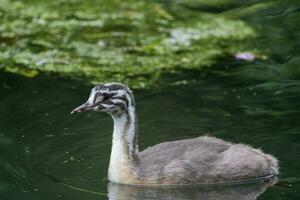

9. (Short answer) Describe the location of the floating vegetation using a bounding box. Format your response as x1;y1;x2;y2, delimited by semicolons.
0;0;299;88
0;0;257;88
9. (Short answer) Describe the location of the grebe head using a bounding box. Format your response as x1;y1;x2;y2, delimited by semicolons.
71;83;135;116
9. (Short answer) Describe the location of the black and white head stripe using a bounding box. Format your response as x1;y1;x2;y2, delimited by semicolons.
89;83;135;109
85;83;139;155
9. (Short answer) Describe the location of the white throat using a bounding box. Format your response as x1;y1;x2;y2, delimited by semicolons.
108;106;138;183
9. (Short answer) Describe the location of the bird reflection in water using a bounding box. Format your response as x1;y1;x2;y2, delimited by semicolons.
107;178;276;200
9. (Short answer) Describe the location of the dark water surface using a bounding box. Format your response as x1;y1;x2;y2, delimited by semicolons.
0;72;299;200
1;0;300;199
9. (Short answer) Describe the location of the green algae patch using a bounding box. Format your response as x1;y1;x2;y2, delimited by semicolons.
0;0;258;88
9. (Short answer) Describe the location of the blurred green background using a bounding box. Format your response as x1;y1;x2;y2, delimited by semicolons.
1;0;299;88
0;0;300;200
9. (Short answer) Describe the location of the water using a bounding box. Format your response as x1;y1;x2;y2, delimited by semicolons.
0;71;299;199
1;1;300;198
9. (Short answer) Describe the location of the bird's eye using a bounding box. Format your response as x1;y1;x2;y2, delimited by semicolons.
103;93;110;101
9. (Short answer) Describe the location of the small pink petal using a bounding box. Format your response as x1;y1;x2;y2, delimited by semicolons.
235;52;255;61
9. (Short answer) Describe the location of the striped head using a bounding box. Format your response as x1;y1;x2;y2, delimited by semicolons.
71;83;135;116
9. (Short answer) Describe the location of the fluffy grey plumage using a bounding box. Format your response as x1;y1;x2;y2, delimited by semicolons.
72;83;279;185
137;136;278;184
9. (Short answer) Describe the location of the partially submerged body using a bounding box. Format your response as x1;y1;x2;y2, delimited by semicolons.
136;136;278;185
72;83;279;185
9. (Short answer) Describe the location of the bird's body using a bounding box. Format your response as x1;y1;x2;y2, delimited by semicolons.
72;83;279;185
136;136;277;185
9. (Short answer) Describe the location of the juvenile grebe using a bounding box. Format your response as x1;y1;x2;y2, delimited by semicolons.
71;83;279;185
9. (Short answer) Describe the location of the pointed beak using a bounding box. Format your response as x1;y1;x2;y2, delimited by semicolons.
71;102;95;114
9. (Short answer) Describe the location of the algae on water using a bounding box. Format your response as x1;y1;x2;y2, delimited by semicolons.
0;0;299;88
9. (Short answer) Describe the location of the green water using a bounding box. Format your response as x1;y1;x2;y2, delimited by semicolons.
0;72;299;199
1;0;300;199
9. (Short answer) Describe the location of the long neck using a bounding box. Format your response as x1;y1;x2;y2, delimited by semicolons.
111;106;138;161
108;106;139;183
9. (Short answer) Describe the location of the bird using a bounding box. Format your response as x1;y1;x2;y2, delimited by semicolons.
71;82;279;185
